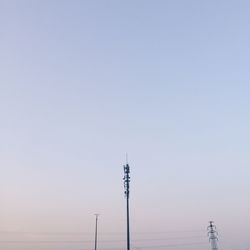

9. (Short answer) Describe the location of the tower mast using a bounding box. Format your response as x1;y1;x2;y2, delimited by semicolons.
94;214;99;250
123;161;131;250
207;221;219;250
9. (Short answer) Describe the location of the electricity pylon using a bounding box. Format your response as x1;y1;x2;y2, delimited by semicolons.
207;221;218;250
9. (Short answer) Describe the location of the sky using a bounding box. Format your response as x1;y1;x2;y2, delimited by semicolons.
0;0;250;249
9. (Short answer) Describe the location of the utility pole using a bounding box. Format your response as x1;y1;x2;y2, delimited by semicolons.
207;221;218;250
123;161;131;250
94;214;99;250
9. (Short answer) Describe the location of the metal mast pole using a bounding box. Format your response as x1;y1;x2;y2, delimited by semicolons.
207;221;218;250
94;214;99;250
123;162;130;250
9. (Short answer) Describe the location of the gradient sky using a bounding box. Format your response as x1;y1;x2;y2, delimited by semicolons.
1;1;250;250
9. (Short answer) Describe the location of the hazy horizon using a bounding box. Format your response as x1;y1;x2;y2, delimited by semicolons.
1;0;250;249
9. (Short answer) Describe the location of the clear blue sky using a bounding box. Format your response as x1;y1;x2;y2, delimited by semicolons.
1;1;250;250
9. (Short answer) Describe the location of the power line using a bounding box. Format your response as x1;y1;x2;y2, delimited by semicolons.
133;241;208;249
0;230;204;235
0;236;207;244
0;242;207;250
73;241;208;250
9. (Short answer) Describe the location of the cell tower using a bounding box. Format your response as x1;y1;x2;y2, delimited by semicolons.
123;161;131;250
207;221;219;250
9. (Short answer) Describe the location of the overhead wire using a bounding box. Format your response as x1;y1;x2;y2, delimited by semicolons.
0;229;204;234
0;235;206;243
